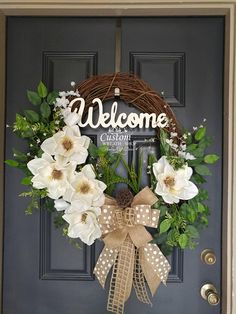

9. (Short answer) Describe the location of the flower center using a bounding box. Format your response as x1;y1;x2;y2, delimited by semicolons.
81;213;88;224
62;137;73;151
76;182;91;194
164;176;175;188
51;169;63;180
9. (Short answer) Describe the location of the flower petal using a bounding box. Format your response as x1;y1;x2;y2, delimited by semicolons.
70;147;88;164
69;199;91;213
162;193;180;204
31;175;47;189
81;164;96;179
54;199;70;211
64;111;80;126
177;181;198;200
27;157;47;175
80;136;91;149
41;137;57;155
92;194;105;207
153;156;169;178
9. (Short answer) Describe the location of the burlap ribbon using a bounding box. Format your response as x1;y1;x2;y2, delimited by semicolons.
94;187;171;314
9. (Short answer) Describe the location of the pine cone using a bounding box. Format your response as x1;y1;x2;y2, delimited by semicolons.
116;188;134;208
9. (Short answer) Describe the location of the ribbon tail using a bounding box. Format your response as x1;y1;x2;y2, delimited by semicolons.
107;235;135;314
94;246;118;288
140;243;171;296
133;248;152;305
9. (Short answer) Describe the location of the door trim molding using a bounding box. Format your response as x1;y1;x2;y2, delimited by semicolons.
0;1;235;313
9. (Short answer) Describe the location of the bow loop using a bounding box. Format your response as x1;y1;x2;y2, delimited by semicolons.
132;205;160;228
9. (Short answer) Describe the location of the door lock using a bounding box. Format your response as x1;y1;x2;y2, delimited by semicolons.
201;249;216;265
200;283;220;306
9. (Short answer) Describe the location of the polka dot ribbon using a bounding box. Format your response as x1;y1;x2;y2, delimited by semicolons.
94;187;171;314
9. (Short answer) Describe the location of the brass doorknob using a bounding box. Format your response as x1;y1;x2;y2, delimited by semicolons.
201;249;216;265
200;283;220;306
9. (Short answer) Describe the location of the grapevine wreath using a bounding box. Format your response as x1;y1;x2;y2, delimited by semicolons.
6;73;219;314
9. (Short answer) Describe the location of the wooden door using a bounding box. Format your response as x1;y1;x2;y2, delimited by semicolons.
4;17;223;314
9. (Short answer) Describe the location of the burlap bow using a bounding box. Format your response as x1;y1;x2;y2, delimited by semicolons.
94;187;171;314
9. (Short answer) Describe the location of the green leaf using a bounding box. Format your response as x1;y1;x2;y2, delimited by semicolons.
159;205;168;217
160;219;172;234
186;143;198;152
192;147;205;158
187;208;197;223
24;109;39;123
54;211;66;228
196;189;209;201
154;232;168;245
180;203;189;217
21;129;34;138
197;202;205;213
195;127;206;141
191;173;206;184
137;151;143;190
98;145;109;157
148;153;157;165
178;234;188;249
88;143;98;158
204;154;219;164
5;159;19;167
159;243;173;256
12;149;28;162
195;165;212;176
27;90;41;106
160;129;170;156
37;81;48;98
21;177;32;185
187;158;204;167
201;216;209;226
188;198;198;211
199;136;212;149
47;91;59;105
40;101;51;119
185;133;192;145
186;225;199;238
167;229;179;246
167;156;185;170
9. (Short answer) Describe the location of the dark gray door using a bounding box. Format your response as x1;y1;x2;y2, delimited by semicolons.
4;17;223;314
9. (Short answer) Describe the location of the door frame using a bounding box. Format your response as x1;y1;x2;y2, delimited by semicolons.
0;1;235;313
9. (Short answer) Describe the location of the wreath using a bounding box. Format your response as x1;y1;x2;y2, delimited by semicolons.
6;73;219;314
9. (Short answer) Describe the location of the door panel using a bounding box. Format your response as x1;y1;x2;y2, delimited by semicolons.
4;17;223;314
121;17;223;314
4;17;116;314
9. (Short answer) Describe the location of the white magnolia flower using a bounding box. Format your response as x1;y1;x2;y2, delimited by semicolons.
63;208;102;245
41;125;90;164
27;153;75;199
63;164;107;210
153;156;198;204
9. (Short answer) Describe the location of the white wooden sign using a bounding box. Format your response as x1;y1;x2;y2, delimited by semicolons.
69;97;169;129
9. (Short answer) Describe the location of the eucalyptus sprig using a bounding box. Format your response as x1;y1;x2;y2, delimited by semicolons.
5;81;60;215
